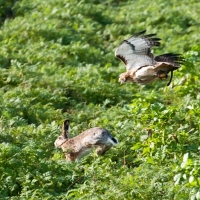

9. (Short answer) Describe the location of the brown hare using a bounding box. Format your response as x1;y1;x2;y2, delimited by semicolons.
54;120;118;161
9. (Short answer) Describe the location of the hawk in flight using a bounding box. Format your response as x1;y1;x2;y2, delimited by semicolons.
115;30;183;86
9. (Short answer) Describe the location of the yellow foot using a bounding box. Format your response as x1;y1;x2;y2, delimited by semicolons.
157;72;168;80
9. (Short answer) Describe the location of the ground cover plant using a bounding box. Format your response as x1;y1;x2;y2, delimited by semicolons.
0;0;200;199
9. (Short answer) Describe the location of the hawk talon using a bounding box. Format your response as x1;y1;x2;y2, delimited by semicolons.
115;30;182;86
157;72;168;80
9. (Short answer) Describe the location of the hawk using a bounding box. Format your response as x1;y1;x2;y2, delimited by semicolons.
115;30;183;86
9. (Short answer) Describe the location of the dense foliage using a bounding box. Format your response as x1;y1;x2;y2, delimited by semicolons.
0;0;200;199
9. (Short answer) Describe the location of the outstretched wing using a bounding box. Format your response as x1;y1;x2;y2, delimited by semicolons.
154;53;183;86
154;53;183;70
115;30;161;71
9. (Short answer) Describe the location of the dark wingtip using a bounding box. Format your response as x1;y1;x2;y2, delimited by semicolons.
153;41;161;46
134;30;146;37
143;33;157;38
155;53;184;66
131;30;161;47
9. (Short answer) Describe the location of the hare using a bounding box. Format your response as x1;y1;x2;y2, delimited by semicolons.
54;120;118;161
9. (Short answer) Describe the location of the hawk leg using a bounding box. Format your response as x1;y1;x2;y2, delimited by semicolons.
157;71;168;80
157;71;174;86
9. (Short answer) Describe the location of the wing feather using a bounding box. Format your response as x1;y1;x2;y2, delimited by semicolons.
115;30;161;71
155;53;183;69
154;53;183;86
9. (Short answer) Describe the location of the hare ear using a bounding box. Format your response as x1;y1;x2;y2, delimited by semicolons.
64;120;70;129
62;120;70;138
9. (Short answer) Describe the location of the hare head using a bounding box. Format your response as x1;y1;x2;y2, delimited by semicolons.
54;120;70;147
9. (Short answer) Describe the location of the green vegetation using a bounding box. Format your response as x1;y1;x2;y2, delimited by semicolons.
0;0;200;199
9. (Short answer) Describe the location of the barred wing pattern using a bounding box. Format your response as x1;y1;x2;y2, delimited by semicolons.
154;53;183;86
115;30;161;71
155;53;182;69
115;30;183;86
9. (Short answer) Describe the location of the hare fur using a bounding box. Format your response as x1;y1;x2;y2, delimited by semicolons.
54;120;118;161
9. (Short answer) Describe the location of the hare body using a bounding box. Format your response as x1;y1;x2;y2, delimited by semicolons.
54;120;118;161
